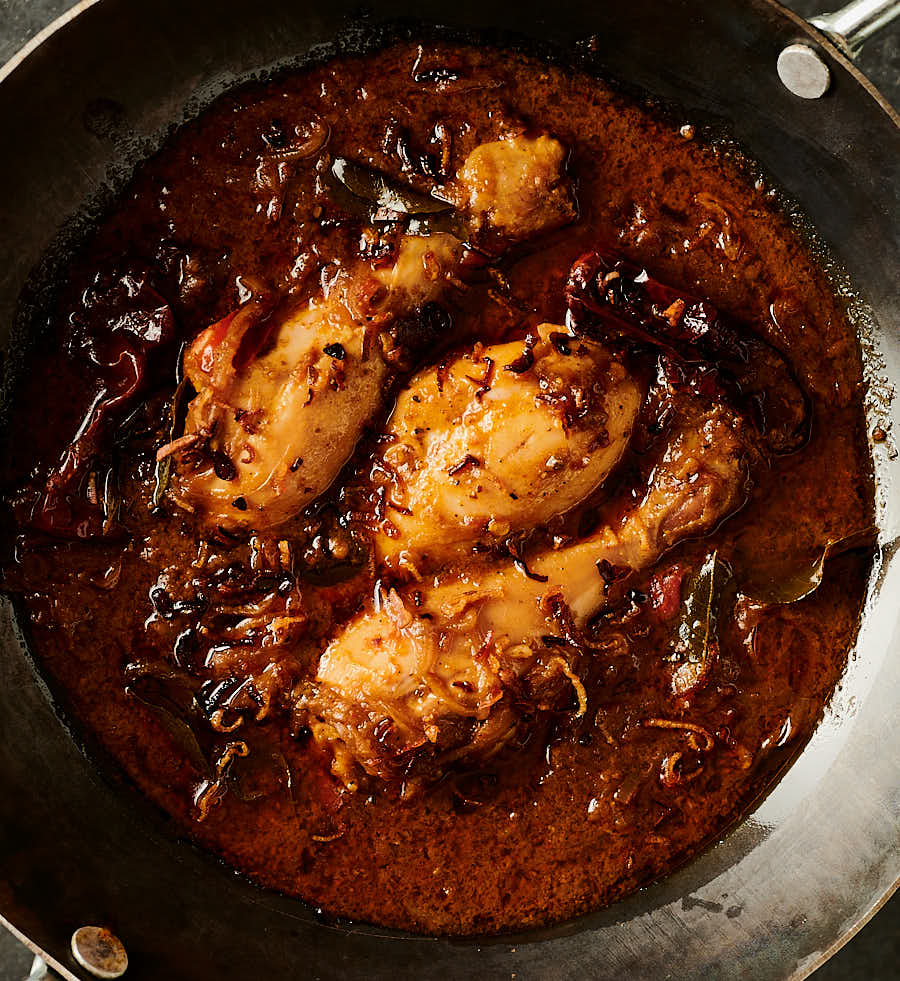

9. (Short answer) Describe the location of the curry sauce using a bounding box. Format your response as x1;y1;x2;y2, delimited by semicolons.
0;41;873;934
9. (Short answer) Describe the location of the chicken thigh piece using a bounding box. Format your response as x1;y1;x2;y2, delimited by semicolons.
374;323;642;570
167;133;576;531
168;234;462;529
453;134;576;243
298;400;753;785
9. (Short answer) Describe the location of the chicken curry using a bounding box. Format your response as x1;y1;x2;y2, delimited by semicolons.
0;40;874;934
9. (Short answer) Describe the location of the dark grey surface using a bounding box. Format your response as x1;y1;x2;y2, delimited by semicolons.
0;0;896;978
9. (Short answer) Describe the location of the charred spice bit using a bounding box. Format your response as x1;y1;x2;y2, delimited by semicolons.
435;359;451;393
234;408;264;434
504;333;538;374
596;558;628;596
324;342;346;360
448;454;481;477
212;451;237;481
465;355;495;402
508;539;549;583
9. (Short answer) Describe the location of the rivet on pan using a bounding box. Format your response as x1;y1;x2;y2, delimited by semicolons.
777;43;832;99
70;926;128;979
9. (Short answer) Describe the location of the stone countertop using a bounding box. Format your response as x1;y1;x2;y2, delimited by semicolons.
0;0;896;978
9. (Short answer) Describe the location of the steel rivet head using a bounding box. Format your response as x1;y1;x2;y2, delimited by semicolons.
777;43;832;99
70;926;128;979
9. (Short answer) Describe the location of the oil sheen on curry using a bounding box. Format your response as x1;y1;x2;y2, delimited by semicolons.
1;42;874;934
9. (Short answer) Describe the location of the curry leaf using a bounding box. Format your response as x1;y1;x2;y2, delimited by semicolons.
742;527;876;606
227;745;293;803
330;157;454;216
152;374;190;508
745;551;827;606
126;673;211;778
670;551;733;694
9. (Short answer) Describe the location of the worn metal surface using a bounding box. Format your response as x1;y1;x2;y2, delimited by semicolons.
0;1;897;979
778;41;834;96
810;0;900;55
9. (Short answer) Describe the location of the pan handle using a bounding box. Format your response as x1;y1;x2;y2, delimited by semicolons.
809;0;900;55
778;0;900;97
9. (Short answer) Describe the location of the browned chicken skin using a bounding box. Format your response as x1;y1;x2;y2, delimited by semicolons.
165;124;753;789
453;134;576;243
167;134;576;530
374;323;642;571
4;41;873;937
298;399;753;787
159;119;762;794
170;233;462;528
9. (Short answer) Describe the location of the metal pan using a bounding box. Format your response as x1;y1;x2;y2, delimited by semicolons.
0;0;897;978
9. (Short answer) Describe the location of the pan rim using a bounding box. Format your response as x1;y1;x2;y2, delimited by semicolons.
2;0;896;128
0;2;896;978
